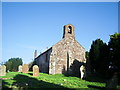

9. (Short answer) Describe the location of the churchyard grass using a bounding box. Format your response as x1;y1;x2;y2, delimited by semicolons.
0;72;119;89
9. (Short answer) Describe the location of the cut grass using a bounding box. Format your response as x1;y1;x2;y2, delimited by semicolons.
0;72;119;89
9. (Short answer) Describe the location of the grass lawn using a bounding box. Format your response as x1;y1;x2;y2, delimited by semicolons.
0;72;119;89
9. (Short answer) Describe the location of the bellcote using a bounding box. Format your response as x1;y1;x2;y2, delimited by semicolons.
63;24;75;39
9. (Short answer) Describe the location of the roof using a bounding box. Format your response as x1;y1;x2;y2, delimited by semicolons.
35;47;52;59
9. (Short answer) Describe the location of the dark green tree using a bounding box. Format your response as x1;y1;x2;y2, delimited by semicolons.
29;60;37;71
89;39;109;77
108;33;120;72
85;51;91;75
5;58;23;72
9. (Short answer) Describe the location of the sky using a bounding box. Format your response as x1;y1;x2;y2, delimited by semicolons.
1;2;118;64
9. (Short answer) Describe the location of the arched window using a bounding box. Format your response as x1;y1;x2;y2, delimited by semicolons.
68;26;72;34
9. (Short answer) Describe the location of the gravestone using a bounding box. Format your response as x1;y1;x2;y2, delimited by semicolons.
33;65;39;77
0;65;6;76
80;65;86;79
22;64;29;73
18;65;22;72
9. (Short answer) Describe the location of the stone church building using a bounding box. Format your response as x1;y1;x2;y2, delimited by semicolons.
34;24;86;77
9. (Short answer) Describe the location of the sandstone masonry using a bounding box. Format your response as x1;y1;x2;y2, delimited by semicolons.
35;24;86;77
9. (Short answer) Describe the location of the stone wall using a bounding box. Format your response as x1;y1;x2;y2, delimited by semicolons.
49;36;86;76
35;48;52;73
35;24;86;77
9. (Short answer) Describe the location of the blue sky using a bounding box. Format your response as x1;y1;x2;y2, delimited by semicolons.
2;2;118;64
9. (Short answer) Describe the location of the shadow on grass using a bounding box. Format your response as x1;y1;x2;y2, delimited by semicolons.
85;75;107;89
85;75;107;83
2;74;73;89
28;72;33;76
2;80;12;90
87;85;105;89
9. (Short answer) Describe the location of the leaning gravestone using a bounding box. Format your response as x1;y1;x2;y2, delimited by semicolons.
0;65;6;76
18;65;22;72
22;64;29;73
80;65;85;79
33;65;39;77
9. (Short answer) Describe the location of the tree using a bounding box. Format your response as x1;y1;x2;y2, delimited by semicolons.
108;33;120;73
29;60;37;71
85;51;91;76
4;58;23;72
89;39;109;77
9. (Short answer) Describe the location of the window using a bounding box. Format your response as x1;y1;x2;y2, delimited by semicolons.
68;26;72;34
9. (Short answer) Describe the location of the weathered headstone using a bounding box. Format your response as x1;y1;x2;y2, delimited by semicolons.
80;65;86;79
33;65;39;77
22;64;29;73
18;65;22;72
0;65;6;76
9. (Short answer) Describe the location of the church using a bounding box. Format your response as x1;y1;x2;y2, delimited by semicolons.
34;24;86;77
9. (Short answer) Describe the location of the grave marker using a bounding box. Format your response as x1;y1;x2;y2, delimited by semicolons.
0;65;6;76
33;65;39;77
22;64;29;73
18;65;22;72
